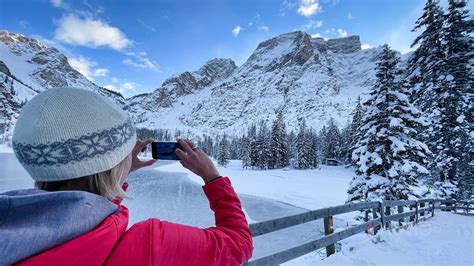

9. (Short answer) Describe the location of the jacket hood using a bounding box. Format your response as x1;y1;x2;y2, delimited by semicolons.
0;189;118;265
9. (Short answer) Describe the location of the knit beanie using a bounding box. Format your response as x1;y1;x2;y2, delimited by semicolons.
12;87;136;182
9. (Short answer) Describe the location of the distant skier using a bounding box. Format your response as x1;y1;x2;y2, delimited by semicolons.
0;87;253;265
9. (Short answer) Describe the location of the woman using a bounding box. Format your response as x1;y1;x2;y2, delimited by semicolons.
0;87;253;265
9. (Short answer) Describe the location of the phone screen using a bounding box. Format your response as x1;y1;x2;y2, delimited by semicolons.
151;141;183;160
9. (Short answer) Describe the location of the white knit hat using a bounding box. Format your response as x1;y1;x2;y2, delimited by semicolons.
12;87;136;182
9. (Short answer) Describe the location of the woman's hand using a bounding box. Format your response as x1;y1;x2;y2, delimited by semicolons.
175;139;221;183
130;139;157;172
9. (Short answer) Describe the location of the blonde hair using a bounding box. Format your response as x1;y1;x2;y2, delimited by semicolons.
36;154;132;201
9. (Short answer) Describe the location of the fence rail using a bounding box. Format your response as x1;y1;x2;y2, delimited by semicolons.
245;198;470;266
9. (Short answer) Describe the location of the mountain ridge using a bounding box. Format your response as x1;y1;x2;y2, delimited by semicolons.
0;30;390;139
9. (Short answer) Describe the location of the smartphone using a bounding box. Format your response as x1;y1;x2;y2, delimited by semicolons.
151;141;183;160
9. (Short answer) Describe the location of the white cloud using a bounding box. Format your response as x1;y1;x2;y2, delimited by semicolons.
361;44;371;50
137;19;156;32
68;57;95;81
348;13;352;19
122;82;137;91
123;51;160;72
337;29;347;37
94;68;109;77
232;25;242;36
325;28;348;38
68;56;109;81
19;20;29;28
259;26;269;32
51;0;62;7
104;81;138;94
54;14;132;50
279;0;296;16
297;0;321;17
301;19;323;31
111;77;119;83
311;33;321;38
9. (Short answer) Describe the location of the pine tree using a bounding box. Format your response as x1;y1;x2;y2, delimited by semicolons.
296;118;311;169
256;121;271;169
347;45;431;202
407;0;445;110
288;130;297;167
431;0;473;199
311;130;319;168
270;112;290;168
347;98;365;164
248;124;259;168
217;134;230;167
240;134;252;169
325;118;342;162
318;126;328;165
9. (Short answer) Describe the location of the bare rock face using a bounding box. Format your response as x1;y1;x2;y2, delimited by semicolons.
327;35;361;54
0;60;11;76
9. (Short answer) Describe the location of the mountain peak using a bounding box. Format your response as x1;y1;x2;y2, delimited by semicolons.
0;30;47;55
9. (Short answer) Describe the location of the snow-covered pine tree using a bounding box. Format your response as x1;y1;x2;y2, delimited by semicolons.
288;130;297;167
311;129;319;168
340;121;351;165
347;98;365;165
306;127;317;168
246;124;258;168
318;126;328;165
270;112;290;169
325;117;342;163
240;134;252;169
296;118;311;169
256;120;271;169
217;134;230;167
347;45;431;202
407;0;445;110
431;0;473;200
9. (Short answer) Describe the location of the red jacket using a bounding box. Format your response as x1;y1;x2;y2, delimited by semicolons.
17;177;253;265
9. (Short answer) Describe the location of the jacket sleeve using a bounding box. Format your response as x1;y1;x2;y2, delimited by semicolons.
107;177;253;266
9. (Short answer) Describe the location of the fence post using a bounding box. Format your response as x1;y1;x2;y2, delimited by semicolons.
415;201;419;223
385;205;391;229
372;206;379;234
324;216;335;257
431;200;435;217
409;203;415;222
380;202;385;229
397;205;404;226
420;201;425;217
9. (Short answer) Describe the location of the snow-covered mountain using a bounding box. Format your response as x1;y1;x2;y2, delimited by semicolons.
0;30;126;137
1;30;388;139
129;31;383;135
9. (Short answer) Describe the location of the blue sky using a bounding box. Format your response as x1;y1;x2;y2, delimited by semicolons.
1;0;466;98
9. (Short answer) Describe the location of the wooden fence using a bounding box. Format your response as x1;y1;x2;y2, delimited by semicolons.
244;198;471;265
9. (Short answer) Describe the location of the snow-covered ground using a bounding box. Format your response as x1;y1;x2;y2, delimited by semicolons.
0;155;471;265
0;144;13;154
287;212;473;266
